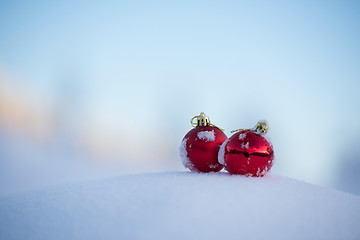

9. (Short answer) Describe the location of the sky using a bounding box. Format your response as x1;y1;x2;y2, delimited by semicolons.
0;0;360;192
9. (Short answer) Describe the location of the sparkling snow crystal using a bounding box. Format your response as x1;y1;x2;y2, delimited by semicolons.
209;164;218;169
218;138;229;165
241;142;249;149
239;133;246;140
197;130;215;142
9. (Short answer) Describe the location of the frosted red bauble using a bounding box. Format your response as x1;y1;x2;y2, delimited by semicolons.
219;130;274;177
180;126;227;173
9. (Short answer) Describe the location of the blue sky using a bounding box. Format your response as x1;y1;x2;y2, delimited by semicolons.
1;0;360;187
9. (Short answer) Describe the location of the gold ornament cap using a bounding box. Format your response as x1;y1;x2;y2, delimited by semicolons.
191;112;210;127
190;112;224;131
253;120;268;134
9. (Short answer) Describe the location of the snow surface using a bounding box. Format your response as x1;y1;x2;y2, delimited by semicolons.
197;130;215;142
1;172;359;240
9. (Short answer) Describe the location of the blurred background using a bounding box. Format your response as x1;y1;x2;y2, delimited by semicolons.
0;0;359;195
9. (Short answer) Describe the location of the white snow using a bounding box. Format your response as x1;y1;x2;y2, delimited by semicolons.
239;133;246;140
197;130;215;142
218;138;229;166
209;164;218;169
0;172;359;240
241;141;250;149
180;138;195;171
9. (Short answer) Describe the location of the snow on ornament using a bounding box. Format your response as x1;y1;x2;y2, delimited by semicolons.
219;120;274;177
180;112;227;173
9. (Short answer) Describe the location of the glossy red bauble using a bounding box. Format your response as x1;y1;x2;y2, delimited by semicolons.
180;126;227;173
219;130;274;177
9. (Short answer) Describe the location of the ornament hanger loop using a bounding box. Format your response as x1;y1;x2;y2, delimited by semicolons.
230;120;268;134
230;128;248;133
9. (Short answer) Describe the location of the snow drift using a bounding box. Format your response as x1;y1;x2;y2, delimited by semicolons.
0;172;359;240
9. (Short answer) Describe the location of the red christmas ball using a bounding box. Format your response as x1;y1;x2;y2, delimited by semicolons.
180;125;227;173
219;129;274;177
